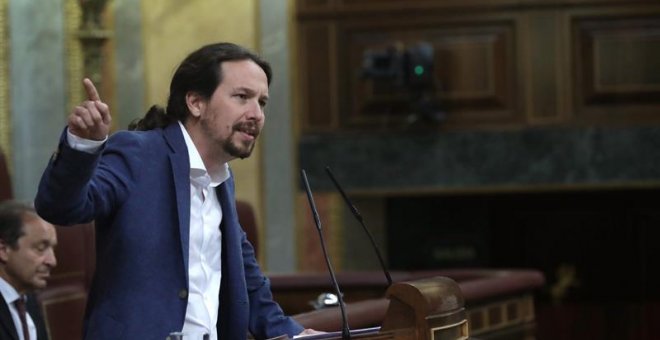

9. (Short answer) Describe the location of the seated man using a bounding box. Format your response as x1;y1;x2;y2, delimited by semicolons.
0;200;57;340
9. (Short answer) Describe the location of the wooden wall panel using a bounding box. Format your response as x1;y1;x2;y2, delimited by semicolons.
573;14;660;121
297;0;333;14
300;22;338;130
340;19;519;128
524;10;565;123
297;0;659;18
296;0;660;131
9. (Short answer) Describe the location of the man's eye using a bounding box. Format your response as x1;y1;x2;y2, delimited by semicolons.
34;243;49;252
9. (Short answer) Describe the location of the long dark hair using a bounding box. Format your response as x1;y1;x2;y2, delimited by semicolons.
128;42;272;131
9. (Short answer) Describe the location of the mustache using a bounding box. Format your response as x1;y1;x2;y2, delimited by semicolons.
37;265;53;273
233;121;260;137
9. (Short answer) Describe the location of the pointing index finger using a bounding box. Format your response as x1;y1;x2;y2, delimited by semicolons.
83;78;101;101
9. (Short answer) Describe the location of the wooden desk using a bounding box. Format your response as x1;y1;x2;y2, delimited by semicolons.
270;269;544;339
285;276;469;340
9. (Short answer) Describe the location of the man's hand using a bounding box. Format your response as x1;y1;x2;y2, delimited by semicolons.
293;328;325;338
68;78;112;141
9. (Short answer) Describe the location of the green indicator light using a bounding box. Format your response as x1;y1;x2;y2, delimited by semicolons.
414;65;424;76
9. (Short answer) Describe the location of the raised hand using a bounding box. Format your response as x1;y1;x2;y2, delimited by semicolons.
68;78;112;141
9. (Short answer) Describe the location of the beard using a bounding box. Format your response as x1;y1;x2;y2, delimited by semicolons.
222;120;259;159
223;132;256;159
199;113;260;160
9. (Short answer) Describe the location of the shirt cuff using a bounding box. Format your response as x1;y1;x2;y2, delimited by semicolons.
66;129;107;154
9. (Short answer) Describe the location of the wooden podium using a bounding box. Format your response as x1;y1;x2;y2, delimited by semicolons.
291;276;469;340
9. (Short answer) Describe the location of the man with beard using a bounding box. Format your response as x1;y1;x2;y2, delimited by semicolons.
34;42;318;340
0;200;56;340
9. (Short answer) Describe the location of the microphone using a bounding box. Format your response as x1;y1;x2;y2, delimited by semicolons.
324;166;393;286
301;169;351;340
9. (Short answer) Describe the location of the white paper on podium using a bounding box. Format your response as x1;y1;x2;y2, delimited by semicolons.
293;326;381;339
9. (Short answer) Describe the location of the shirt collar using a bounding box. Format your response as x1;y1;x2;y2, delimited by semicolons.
0;276;21;304
178;122;229;187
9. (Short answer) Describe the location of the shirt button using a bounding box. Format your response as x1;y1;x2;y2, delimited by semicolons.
178;289;188;299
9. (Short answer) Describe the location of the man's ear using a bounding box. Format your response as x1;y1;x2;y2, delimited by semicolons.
185;92;206;119
0;240;10;262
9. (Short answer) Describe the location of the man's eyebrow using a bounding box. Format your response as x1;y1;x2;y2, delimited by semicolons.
31;240;48;248
234;86;268;96
233;86;269;101
233;86;256;94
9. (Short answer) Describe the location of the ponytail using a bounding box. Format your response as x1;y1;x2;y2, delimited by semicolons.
127;105;177;131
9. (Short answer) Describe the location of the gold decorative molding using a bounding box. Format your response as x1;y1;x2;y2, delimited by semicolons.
468;294;536;336
66;0;84;110
66;0;112;110
0;0;10;160
79;0;108;30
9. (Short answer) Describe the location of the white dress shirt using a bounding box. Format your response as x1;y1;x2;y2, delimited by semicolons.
0;277;37;340
179;122;229;340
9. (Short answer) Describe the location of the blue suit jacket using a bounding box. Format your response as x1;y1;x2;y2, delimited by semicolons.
35;123;303;339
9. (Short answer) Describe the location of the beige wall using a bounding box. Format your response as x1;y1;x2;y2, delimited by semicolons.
141;0;265;255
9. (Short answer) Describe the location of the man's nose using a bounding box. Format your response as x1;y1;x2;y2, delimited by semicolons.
45;248;57;267
246;100;265;121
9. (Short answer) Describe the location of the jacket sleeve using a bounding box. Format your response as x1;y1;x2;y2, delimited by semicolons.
242;230;304;339
35;128;143;226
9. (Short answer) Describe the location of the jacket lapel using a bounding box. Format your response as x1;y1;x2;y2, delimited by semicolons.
26;295;47;340
216;180;247;337
217;176;253;339
163;123;191;280
0;296;18;340
217;181;237;266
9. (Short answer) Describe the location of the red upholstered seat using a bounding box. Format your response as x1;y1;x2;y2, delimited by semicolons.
236;200;259;257
37;223;95;340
